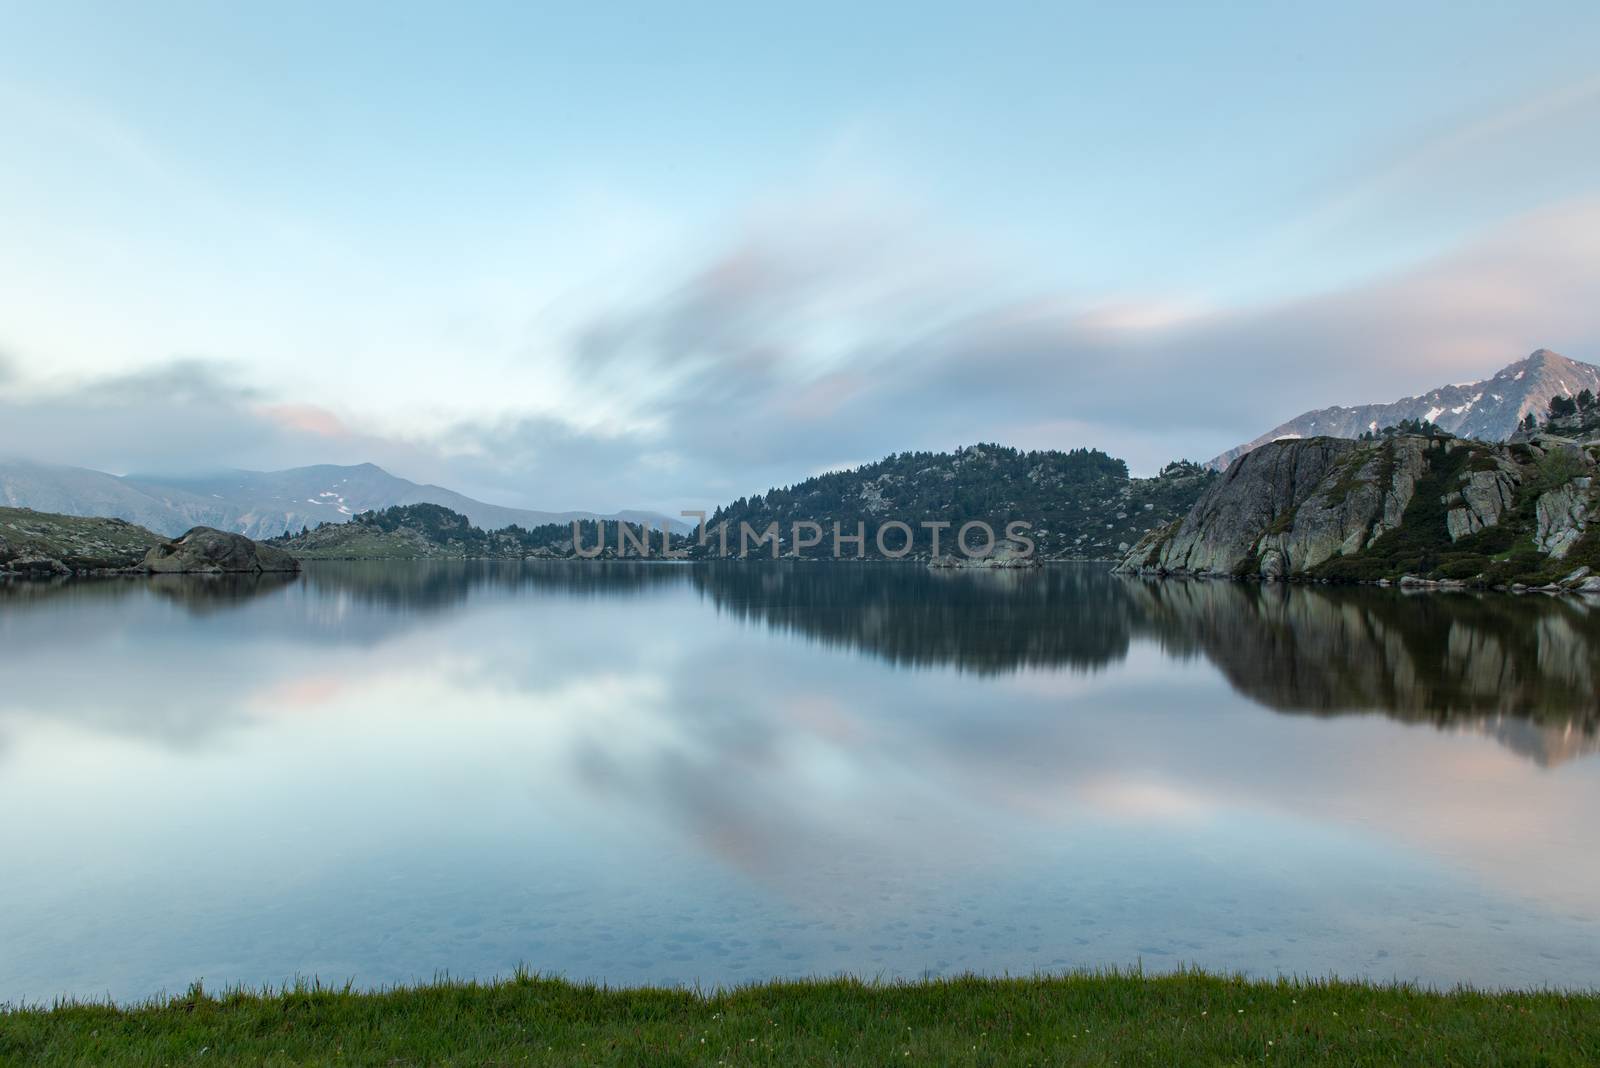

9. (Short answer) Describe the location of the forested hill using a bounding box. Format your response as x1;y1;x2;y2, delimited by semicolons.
268;446;1216;561
271;503;610;559
707;444;1214;560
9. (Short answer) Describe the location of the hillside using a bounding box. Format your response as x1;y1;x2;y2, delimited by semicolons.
275;445;1214;562
0;506;164;573
1210;349;1600;469
0;459;674;539
272;503;625;560
1120;426;1600;589
705;444;1214;560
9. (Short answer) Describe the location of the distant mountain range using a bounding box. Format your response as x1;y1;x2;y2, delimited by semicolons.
0;459;676;539
1209;349;1600;469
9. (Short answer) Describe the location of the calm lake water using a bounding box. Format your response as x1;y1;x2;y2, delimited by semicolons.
3;562;1599;1003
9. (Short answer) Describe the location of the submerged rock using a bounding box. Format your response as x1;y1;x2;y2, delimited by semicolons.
141;527;301;574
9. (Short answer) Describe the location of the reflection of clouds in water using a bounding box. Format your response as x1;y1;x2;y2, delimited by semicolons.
4;564;1600;924
4;563;1600;997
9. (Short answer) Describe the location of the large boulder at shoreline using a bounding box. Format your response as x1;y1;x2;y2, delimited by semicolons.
140;527;301;574
1117;437;1366;577
3;555;72;577
1118;431;1600;588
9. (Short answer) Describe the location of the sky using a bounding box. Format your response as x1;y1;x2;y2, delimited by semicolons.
3;1;1600;512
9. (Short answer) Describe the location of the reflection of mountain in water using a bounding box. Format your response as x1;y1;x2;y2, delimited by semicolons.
4;561;1596;762
687;564;1600;762
1121;578;1600;763
1124;579;1600;713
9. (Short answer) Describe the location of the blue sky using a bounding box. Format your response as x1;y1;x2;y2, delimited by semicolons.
3;2;1600;509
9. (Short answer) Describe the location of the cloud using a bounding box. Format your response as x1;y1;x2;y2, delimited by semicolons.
4;197;1600;508
0;359;412;478
527;194;1600;485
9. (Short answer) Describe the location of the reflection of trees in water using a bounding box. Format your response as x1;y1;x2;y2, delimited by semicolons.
691;566;1600;756
6;562;1596;754
300;560;691;612
690;563;1135;675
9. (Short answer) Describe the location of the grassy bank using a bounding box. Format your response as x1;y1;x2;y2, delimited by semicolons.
3;970;1597;1066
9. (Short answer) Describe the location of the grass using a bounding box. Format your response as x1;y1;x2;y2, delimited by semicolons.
3;970;1598;1066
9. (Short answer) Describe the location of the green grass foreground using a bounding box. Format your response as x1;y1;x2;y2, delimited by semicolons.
3;969;1597;1066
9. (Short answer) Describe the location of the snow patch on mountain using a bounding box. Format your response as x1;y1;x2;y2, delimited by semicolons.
1209;349;1600;470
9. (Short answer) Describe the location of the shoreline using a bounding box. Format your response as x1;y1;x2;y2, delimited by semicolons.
1115;567;1600;596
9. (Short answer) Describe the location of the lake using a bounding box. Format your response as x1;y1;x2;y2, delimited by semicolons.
2;562;1598;1003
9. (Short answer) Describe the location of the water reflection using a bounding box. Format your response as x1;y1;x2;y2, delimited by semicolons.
2;563;1598;1000
2;563;1596;756
690;564;1136;673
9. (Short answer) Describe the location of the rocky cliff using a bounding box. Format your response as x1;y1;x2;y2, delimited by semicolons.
1119;430;1600;590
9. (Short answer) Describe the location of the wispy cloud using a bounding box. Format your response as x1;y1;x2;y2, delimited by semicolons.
3;195;1600;507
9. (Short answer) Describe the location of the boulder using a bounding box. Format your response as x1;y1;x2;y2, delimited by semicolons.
141;527;301;574
1534;485;1591;558
1265;437;1428;571
1445;465;1519;541
4;555;71;576
927;545;1041;570
1120;437;1360;576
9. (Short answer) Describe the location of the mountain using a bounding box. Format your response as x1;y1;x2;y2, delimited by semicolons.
0;459;676;539
0;460;238;535
1210;349;1600;470
1120;426;1600;588
705;444;1215;559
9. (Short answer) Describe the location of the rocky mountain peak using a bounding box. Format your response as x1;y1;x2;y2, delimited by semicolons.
1210;349;1600;469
